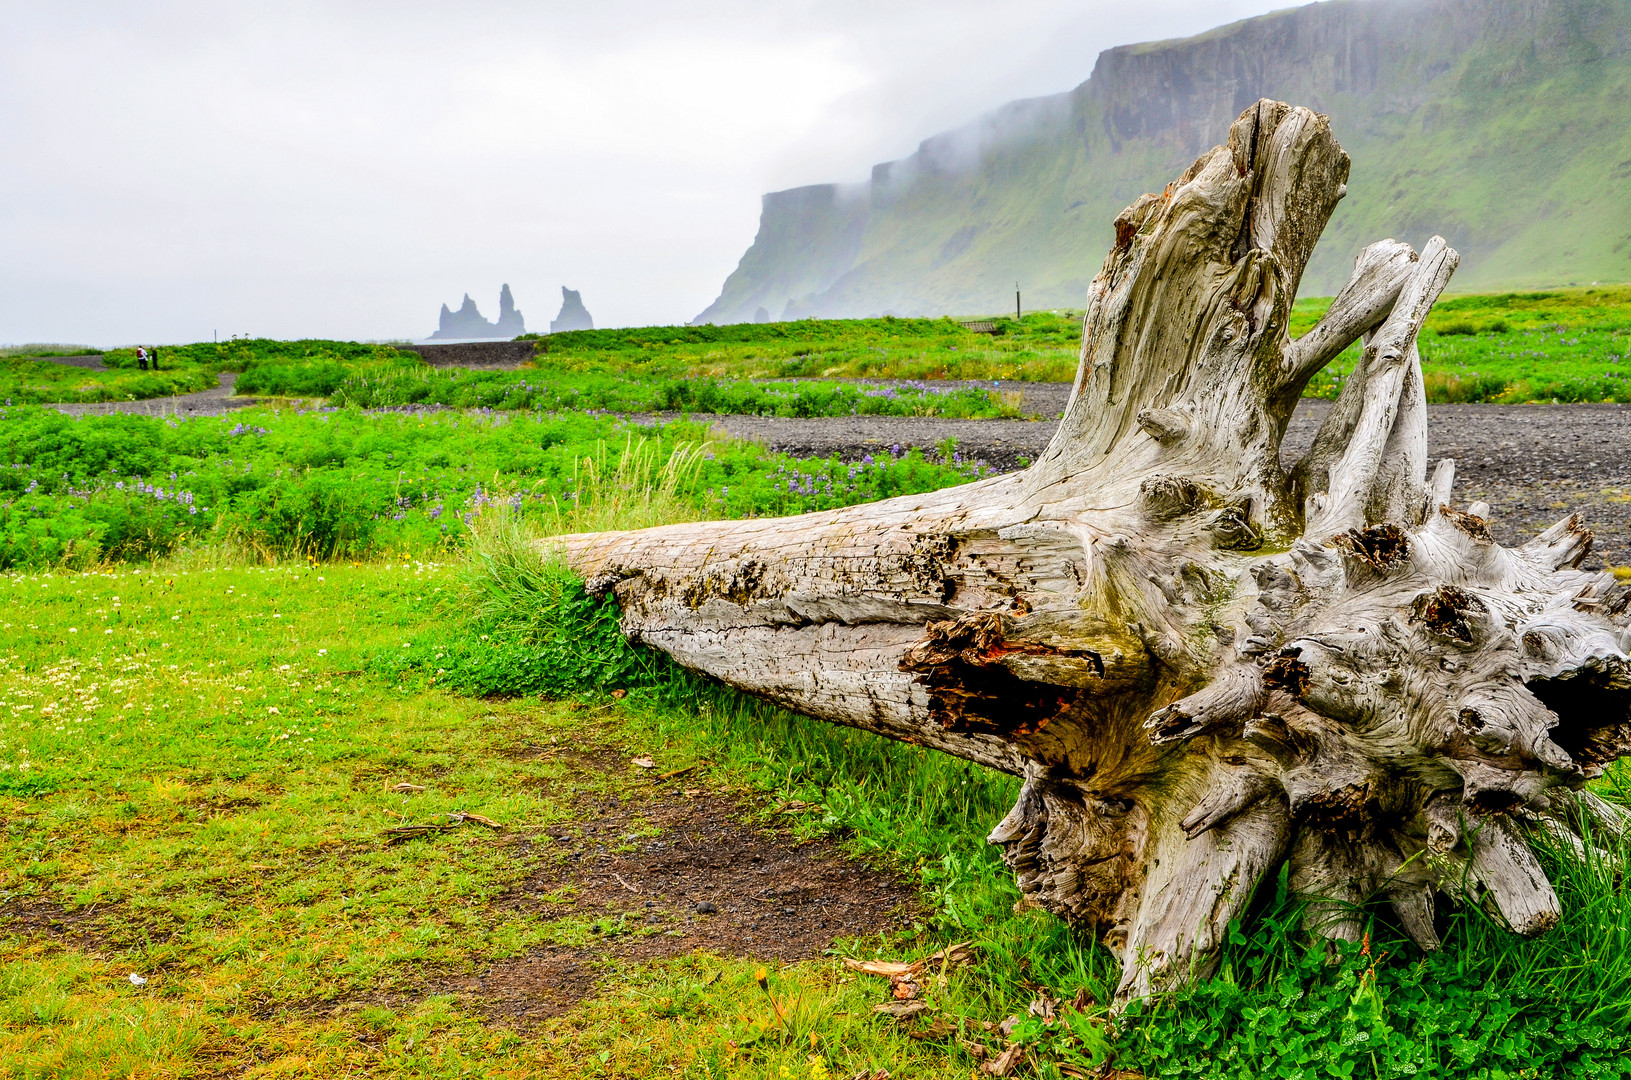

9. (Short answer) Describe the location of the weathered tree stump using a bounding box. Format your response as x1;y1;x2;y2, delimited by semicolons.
560;100;1631;999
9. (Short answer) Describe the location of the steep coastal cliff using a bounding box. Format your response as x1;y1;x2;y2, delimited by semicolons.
697;0;1631;323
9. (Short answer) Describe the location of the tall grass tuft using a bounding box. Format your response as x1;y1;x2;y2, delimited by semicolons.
543;436;713;535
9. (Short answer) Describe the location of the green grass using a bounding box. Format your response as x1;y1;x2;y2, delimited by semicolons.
0;339;416;407
533;313;1083;382
329;366;1028;417
3;504;1630;1077
0;355;218;407
9;283;1631;411
0;404;995;571
1296;284;1631;402
198;284;1631;408
0;556;1083;1078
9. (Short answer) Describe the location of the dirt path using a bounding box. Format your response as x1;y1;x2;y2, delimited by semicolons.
51;371;264;417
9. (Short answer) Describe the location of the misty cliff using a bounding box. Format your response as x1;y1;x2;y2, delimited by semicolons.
697;0;1631;323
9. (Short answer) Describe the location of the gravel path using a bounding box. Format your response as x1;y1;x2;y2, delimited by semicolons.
674;399;1631;568
51;372;265;418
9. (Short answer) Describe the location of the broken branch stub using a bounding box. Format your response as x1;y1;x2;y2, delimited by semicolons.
558;99;1631;1000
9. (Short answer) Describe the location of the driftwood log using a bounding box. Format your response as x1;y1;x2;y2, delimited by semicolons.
562;100;1631;999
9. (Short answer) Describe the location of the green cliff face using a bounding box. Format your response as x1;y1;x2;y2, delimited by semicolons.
696;0;1631;324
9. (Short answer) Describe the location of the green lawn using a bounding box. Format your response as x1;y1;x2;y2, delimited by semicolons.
3;284;1631;1078
0;560;1082;1079
4;514;1630;1077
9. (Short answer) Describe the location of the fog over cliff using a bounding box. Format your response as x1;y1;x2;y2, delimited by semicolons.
698;0;1631;325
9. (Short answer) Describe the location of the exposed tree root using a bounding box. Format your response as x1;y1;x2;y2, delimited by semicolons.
559;100;1631;999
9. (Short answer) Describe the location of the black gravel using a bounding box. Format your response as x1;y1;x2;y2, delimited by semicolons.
687;392;1631;569
52;372;265;418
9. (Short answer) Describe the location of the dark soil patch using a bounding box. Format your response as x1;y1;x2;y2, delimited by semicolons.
553;789;912;961
442;947;600;1023
1;897;116;952
456;772;916;1026
39;354;108;370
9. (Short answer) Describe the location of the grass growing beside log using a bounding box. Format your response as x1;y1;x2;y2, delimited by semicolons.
406;507;1631;1078
3;500;1630;1077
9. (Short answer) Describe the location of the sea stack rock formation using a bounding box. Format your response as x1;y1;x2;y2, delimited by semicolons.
550;287;594;332
429;284;526;339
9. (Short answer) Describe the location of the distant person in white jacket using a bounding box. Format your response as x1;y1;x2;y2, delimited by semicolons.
136;347;149;371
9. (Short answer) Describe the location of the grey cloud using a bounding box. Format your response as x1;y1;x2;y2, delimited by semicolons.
0;0;1280;344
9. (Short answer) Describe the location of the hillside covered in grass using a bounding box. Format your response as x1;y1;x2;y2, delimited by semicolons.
698;0;1631;323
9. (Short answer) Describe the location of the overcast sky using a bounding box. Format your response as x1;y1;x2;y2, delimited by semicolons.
0;1;1286;345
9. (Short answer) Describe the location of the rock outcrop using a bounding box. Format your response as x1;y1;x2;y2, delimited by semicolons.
429;284;526;340
695;0;1631;324
550;287;594;332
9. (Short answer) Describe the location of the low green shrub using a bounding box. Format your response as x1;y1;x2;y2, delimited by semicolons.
235;360;354;397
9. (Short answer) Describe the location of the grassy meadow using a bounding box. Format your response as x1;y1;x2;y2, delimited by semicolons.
0;404;996;572
0;402;1628;1077
1298;284;1631;404
7;282;1629;414
3;502;1631;1078
3;283;1631;1078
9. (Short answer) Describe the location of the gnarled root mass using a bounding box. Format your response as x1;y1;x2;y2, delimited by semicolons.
559;100;1631;999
